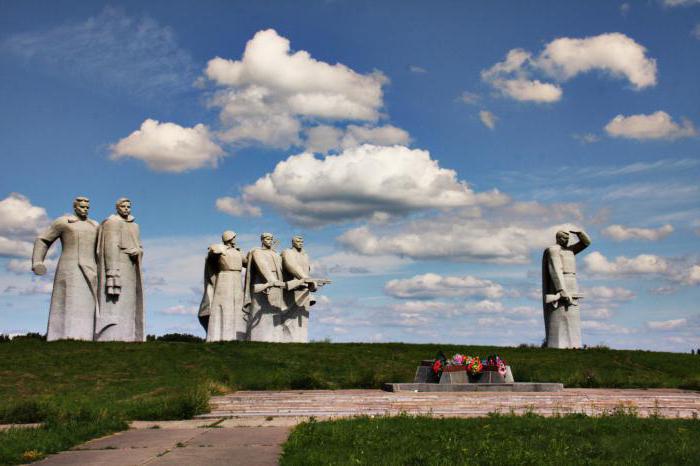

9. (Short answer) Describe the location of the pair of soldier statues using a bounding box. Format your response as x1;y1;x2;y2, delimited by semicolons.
198;232;329;343
32;197;144;342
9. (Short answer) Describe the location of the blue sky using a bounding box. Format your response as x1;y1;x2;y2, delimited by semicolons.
0;0;698;351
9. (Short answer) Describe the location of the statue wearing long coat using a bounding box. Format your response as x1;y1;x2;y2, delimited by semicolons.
281;247;315;343
32;215;99;341
96;214;144;342
542;232;591;349
198;244;247;342
242;248;285;342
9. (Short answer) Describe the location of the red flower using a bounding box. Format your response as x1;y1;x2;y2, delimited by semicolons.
432;360;442;375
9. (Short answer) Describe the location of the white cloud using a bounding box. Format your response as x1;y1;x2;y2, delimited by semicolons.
391;299;539;318
581;320;635;334
6;258;57;275
312;251;411;277
646;318;687;330
482;33;656;102
479;110;497;130
204;29;387;148
384;273;504;299
458;91;480;105
584;251;668;275
240;144;496;226
604;111;696;140
2;7;195;98
215;196;262;217
409;65;427;73
305;124;410;154
602;224;673;241
339;213;578;264
537;33;657;89
693;23;700;39
111;119;224;172
586;308;613;320
663;0;700;6
159;304;198;315
573;133;600;144
0;193;50;258
585;286;635;302
679;265;700;285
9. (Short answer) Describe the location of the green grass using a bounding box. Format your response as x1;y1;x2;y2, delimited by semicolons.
281;413;700;465
0;339;698;464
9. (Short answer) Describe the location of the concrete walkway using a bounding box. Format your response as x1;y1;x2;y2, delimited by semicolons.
32;388;700;465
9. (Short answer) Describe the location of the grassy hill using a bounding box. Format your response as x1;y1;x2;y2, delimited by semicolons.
0;339;698;464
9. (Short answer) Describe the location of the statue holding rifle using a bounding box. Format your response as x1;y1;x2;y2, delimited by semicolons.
281;235;330;342
542;229;591;349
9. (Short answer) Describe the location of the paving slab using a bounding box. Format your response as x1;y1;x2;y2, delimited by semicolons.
33;448;164;466
148;445;282;466
73;428;204;451
190;427;291;447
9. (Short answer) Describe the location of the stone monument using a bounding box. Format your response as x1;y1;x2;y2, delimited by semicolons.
242;233;285;342
199;230;247;342
31;197;99;341
96;198;145;342
281;235;329;343
541;229;591;349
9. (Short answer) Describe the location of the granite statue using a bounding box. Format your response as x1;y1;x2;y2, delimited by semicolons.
96;198;145;342
199;230;247;342
281;235;330;343
242;232;286;342
31;197;99;341
542;229;591;349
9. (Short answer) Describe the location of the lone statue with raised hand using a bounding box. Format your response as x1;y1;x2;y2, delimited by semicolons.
96;198;145;342
32;196;99;341
542;229;591;349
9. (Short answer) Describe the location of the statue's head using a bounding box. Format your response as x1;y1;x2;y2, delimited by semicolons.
292;235;304;250
115;197;131;219
556;230;570;247
222;230;237;246
260;232;274;249
73;196;90;220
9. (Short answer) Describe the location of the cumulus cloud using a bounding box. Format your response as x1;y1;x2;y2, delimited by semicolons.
0;193;49;258
481;49;562;102
604;111;697;140
384;273;504;299
239;144;499;226
340;220;579;264
482;33;656;102
2;7;195;99
678;265;700;285
312;251;410;277
215;196;262;217
391;300;539;318
584;251;668;275
110;119;225;172
204;29;388;148
479;110;497;129
602;224;673;241
304;124;410;154
646;318;687;330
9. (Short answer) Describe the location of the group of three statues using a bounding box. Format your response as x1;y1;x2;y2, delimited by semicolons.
198;231;329;343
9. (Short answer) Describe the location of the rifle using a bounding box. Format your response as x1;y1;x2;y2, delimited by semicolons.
285;278;332;291
253;281;285;294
